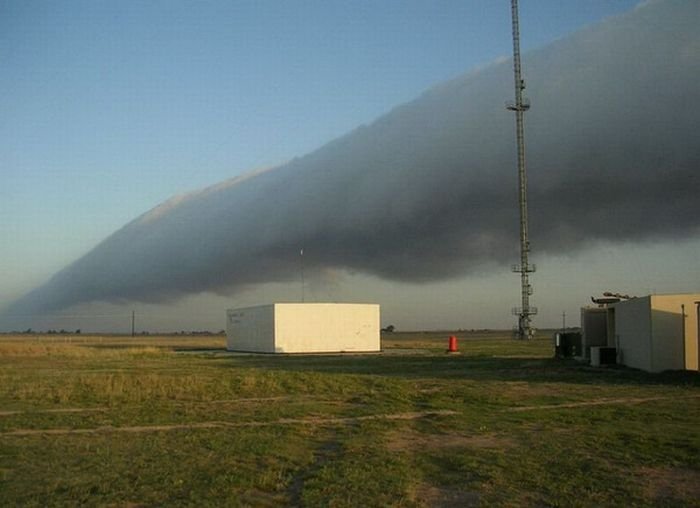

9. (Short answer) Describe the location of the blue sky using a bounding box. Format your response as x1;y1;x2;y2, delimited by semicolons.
5;0;682;332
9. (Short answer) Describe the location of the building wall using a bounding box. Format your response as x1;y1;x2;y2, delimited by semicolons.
581;307;608;357
605;308;617;347
226;305;275;352
614;296;652;371
274;303;380;353
650;294;700;371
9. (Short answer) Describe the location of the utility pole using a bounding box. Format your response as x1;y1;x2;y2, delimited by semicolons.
681;304;687;368
507;0;536;339
695;301;700;369
131;310;135;337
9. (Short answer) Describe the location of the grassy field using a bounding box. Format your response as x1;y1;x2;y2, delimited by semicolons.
0;331;699;507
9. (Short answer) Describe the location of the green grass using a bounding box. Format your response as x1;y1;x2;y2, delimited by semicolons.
0;332;699;506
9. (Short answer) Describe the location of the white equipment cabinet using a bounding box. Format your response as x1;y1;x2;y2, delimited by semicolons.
226;303;380;353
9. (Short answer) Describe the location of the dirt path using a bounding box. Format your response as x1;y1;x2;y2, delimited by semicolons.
0;410;457;437
505;394;700;412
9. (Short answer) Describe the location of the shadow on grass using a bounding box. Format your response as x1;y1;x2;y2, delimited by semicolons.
213;353;700;387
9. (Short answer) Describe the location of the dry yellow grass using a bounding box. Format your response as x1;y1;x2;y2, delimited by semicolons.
0;342;165;358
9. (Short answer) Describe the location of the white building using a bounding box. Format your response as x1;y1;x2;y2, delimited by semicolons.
610;294;699;373
226;303;380;354
579;293;699;372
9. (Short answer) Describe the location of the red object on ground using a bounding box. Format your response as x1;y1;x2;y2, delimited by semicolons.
448;335;458;353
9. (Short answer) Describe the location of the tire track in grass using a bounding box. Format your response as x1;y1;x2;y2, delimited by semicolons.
505;394;700;412
287;431;343;506
0;410;458;436
0;407;108;416
0;396;327;417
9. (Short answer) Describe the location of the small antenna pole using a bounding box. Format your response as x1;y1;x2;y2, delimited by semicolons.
562;311;566;331
300;248;305;303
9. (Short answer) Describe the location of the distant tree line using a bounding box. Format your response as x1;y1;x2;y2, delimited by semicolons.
13;328;81;335
8;329;226;336
172;330;226;336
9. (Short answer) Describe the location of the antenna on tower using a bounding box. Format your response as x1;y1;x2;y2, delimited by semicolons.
507;0;536;340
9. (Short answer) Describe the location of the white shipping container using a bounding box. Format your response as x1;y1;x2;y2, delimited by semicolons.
226;303;380;353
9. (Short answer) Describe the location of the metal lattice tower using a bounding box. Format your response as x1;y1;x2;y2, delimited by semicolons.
506;0;536;340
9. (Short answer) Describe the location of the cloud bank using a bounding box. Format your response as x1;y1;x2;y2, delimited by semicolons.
9;0;700;314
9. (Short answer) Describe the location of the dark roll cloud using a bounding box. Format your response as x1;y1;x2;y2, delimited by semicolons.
8;0;700;314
